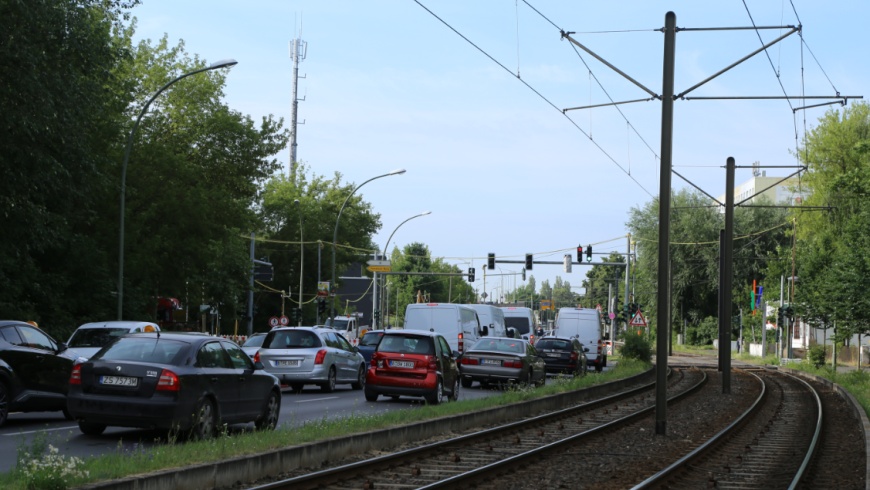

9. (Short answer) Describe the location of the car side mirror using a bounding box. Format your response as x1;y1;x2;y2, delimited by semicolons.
253;361;265;370
452;350;460;358
57;342;69;354
583;347;590;353
353;346;359;353
480;325;489;336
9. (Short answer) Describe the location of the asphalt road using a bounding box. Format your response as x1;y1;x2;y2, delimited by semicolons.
0;377;510;474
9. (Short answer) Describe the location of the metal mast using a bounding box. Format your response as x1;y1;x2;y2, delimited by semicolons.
289;36;307;180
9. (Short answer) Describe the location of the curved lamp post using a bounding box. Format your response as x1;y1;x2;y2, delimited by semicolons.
117;59;238;320
330;169;406;321
374;210;431;328
295;199;304;326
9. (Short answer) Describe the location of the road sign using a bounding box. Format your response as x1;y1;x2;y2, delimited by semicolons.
367;265;391;272
367;259;390;266
268;316;279;328
630;311;648;327
608;312;615;320
279;315;289;326
317;281;330;297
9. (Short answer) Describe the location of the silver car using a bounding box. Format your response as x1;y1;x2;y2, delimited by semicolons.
255;327;366;393
241;332;267;358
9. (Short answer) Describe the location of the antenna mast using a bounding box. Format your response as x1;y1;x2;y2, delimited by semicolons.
289;27;307;181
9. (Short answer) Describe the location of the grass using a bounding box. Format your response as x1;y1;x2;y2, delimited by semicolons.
0;359;650;489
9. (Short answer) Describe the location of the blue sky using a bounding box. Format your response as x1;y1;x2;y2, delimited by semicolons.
129;1;867;300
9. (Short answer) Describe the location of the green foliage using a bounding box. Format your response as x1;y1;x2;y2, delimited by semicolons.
806;345;826;368
687;316;718;346
15;432;89;490
619;331;652;363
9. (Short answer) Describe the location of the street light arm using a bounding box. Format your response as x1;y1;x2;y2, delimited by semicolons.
330;169;405;320
117;59;237;320
382;211;432;257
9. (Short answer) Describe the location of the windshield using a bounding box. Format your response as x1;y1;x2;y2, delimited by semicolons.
243;334;265;348
504;317;531;335
360;332;383;347
326;319;349;330
471;338;525;354
264;330;322;349
93;337;186;364
68;328;132;348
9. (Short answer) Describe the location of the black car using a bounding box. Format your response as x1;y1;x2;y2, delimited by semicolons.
0;320;78;426
534;336;589;377
67;332;281;439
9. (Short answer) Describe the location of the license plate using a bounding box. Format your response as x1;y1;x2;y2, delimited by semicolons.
275;360;300;367
389;360;415;368
100;376;138;387
482;359;502;366
546;352;563;358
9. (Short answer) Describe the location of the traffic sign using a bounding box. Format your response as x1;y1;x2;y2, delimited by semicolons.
608;312;615;320
279;315;289;326
268;316;279;328
367;265;391;272
630;311;648;327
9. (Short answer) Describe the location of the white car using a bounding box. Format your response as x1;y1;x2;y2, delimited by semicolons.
66;321;160;360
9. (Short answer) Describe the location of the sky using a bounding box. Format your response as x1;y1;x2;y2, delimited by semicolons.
129;1;868;301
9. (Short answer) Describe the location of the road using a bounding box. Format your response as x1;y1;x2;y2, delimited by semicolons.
0;378;510;474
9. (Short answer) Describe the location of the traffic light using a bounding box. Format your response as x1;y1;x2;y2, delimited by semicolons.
586;244;593;262
522;268;526;281
525;253;533;270
777;306;784;326
487;253;495;269
468;267;475;282
577;244;583;263
318;300;326;315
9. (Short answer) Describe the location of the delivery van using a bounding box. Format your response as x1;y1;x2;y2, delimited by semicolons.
465;304;506;338
404;303;485;354
554;307;606;371
500;306;535;340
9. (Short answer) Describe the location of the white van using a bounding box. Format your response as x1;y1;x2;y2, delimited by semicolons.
67;321;160;360
403;303;484;354
554;307;606;371
465;304;506;338
500;306;536;341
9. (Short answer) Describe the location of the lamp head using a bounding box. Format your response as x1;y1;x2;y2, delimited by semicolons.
209;59;238;69
388;168;406;176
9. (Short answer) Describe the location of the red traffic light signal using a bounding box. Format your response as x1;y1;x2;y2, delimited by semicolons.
577;245;583;263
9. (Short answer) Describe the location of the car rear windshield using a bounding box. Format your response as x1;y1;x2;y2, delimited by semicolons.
504;317;531;335
265;330;322;349
471;338;525;354
68;328;132;348
377;335;433;355
92;337;187;364
536;339;572;350
242;335;266;348
360;332;383;347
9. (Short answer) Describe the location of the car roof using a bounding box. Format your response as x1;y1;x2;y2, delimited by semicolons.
382;329;440;338
75;321;160;330
124;332;214;342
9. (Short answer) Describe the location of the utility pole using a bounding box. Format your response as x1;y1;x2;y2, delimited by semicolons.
289;35;307;180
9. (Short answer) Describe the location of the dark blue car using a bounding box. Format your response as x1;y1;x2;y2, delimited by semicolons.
357;330;385;364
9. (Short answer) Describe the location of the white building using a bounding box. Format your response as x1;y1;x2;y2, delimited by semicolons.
715;163;811;208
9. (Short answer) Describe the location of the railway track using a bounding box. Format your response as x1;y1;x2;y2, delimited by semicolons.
634;367;823;489
248;367;707;489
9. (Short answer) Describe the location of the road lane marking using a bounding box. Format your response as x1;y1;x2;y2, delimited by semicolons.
294;397;338;403
4;426;79;436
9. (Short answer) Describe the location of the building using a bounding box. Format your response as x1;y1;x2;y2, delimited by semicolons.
715;162;811;208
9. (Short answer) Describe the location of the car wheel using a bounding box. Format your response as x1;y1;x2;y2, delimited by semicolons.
595;363;603;372
62;407;74;420
364;389;378;402
78;420;106;436
255;391;280;431
351;366;366;390
449;376;460;402
190;398;217;440
0;382;9;427
460;376;472;388
425;378;443;405
321;367;337;393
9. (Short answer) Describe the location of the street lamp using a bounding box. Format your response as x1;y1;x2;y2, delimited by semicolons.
117;58;238;320
331;169;405;321
374;211;431;328
295;199;304;326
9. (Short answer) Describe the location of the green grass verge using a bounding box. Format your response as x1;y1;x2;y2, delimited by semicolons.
0;359;650;489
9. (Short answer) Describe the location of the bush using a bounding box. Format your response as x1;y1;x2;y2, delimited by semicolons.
619;331;652;363
806;345;826;368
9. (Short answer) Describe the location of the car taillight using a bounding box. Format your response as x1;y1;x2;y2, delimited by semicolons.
569;352;579;361
597;341;603;354
460;357;479;365
427;355;437;371
503;360;523;368
156;369;180;392
458;332;464;354
69;365;81;385
253;351;260;363
314;349;327;365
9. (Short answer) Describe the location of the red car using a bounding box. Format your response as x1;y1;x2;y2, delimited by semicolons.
364;330;459;405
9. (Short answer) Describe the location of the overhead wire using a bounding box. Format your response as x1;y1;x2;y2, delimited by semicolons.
412;0;654;198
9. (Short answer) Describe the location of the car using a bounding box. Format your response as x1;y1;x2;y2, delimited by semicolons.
535;336;589;377
0;320;77;426
66;332;281;438
357;330;385;364
241;332;267;358
459;337;546;388
554;307;607;371
66;320;160;360
364;329;460;405
254;327;366;393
